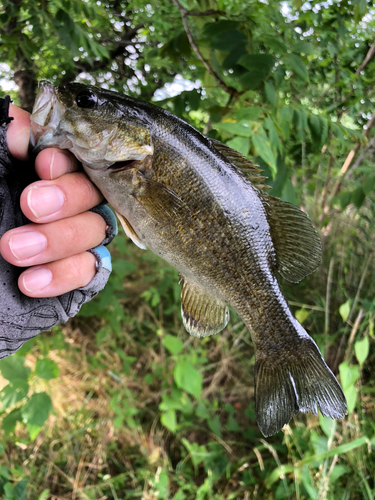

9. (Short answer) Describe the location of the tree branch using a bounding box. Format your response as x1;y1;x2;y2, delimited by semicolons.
170;0;239;98
328;109;375;203
356;38;375;75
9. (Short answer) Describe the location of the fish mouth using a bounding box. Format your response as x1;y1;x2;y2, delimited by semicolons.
107;159;139;171
107;156;153;173
30;81;68;153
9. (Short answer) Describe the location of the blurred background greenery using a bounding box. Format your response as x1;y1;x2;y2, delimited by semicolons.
0;0;375;498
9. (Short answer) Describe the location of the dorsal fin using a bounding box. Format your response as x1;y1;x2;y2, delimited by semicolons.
209;138;321;283
209;138;271;192
262;195;322;283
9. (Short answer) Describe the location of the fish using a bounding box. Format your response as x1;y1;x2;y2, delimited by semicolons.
30;80;347;437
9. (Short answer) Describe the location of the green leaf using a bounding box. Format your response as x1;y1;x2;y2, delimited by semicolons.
339;361;360;390
285;53;309;82
319;414;337;437
209;30;248;52
207;414;222;437
203;20;240;37
339;300;350;322
295;308;309;324
344;385;357;414
226;136;250;155
222;46;248;70
0;356;30;381
251;129;277;176
362;175;375;195
355;336;369;366
37;490;50;500
265;81;277;106
263;36;288;55
173;361;202;399
0;379;29;410
21;392;52;428
2;408;22;434
161;410;177;432
162;334;184;355
215;120;252;137
238;54;276;90
293;41;314;54
309;114;321;138
351;187;365;209
231;107;261;122
35;358;59;380
196;401;209;420
279;106;294;139
27;423;43;440
265;117;282;154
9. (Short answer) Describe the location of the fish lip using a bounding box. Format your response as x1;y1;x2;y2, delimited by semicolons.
29;80;66;151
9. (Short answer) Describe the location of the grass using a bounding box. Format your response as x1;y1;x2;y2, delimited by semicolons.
0;206;374;499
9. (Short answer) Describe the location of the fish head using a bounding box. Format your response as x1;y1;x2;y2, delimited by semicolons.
30;80;153;170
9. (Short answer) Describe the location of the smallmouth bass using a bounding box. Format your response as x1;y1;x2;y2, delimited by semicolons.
30;81;347;436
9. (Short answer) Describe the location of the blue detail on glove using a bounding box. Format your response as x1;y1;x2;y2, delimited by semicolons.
92;245;112;273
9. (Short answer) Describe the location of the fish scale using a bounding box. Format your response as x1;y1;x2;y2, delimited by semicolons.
30;80;347;437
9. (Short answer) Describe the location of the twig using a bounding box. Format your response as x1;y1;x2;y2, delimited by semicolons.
325;258;334;352
328;110;375;204
348;136;375;176
170;0;239;98
344;308;364;362
356;39;375;75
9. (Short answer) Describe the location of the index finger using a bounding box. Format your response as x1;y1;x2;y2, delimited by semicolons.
35;148;80;180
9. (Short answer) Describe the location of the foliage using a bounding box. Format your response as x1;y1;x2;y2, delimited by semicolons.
0;0;375;498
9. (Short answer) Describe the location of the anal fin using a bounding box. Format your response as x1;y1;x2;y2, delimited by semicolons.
116;211;147;250
180;276;229;338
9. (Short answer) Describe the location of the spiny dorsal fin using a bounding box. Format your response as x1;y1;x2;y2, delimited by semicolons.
262;195;322;283
209;138;271;192
179;275;229;338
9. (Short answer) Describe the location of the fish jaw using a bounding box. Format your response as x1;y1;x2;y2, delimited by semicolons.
30;81;153;170
30;80;71;152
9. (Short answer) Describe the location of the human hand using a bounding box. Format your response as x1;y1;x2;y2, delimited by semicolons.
0;104;110;297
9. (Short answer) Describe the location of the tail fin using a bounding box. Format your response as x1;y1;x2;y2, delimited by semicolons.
254;337;347;437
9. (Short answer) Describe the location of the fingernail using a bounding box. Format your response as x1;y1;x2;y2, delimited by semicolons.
50;151;72;179
27;185;65;218
9;231;47;260
22;267;52;292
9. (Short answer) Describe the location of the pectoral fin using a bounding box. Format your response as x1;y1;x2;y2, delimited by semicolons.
132;172;189;223
115;211;147;249
263;195;322;283
180;276;229;337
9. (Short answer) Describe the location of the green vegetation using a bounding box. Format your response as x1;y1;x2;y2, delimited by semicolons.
0;0;375;498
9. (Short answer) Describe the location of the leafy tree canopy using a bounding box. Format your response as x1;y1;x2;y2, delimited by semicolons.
1;0;374;217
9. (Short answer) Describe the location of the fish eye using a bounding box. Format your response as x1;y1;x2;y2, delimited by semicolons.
75;91;98;108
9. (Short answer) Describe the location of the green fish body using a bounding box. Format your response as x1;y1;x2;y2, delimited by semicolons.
30;81;347;436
